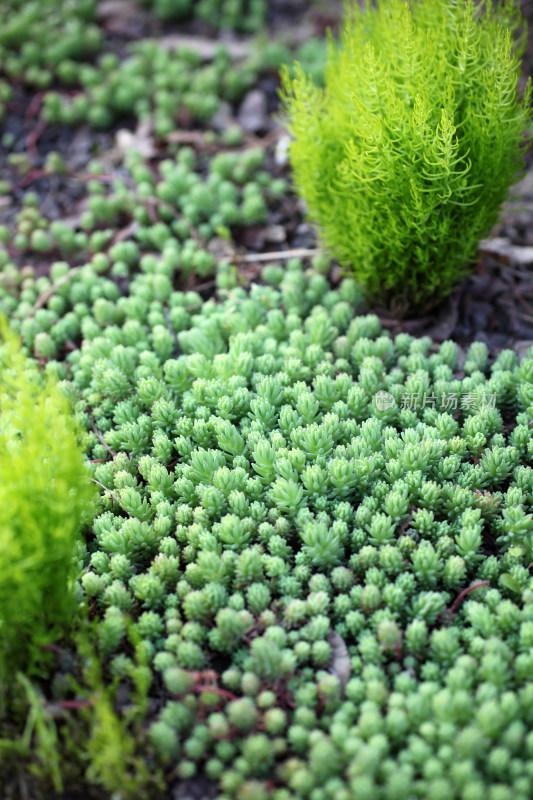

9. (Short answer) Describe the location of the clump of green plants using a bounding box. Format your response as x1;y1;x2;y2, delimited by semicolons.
43;42;258;132
0;147;286;347
39;29;326;134
0;0;101;89
281;0;532;314
140;0;267;32
4;240;533;796
0;621;164;798
0;319;96;685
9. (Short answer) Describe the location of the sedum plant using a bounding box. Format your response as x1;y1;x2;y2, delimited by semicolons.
3;81;533;792
140;0;267;32
0;0;100;89
0;320;96;686
5;240;533;796
43;42;258;132
281;0;532;314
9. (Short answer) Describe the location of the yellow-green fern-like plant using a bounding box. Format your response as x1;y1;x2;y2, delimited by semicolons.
0;319;96;687
280;0;532;314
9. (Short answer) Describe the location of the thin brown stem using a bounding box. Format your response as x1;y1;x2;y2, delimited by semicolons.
89;413;116;458
91;479;131;516
449;581;490;619
29;268;81;317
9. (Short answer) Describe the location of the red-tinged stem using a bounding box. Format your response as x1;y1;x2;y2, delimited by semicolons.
25;90;46;121
27;118;47;160
193;685;238;701
449;581;490;618
16;168;48;189
58;698;94;710
41;643;63;654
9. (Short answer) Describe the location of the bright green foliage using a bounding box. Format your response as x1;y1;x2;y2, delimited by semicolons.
0;320;96;682
281;0;532;313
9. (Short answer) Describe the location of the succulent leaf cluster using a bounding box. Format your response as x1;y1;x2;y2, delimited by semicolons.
0;0;322;128
3;236;533;796
0;0;100;96
0;145;286;361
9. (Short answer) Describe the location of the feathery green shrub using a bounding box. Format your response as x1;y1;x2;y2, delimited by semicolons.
0;319;96;686
281;0;532;314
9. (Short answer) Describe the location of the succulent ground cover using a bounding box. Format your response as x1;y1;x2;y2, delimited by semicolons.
2;1;533;799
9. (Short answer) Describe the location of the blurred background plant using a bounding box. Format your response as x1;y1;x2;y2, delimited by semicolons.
0;318;96;687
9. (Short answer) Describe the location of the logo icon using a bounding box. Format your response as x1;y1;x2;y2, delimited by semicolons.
374;390;396;411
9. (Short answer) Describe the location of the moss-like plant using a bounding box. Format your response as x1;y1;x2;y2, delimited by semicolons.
281;0;532;314
0;319;96;686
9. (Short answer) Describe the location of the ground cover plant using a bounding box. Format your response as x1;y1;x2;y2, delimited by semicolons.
0;0;321;130
0;0;101;109
140;0;267;32
2;0;533;798
42;44;260;133
281;0;532;314
4;248;533;799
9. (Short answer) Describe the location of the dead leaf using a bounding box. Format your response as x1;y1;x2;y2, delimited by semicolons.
264;225;286;244
479;237;533;266
207;236;236;261
237;90;269;133
115;121;156;159
327;630;351;692
96;0;139;19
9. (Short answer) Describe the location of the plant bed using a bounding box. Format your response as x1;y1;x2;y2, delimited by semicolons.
2;2;533;799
